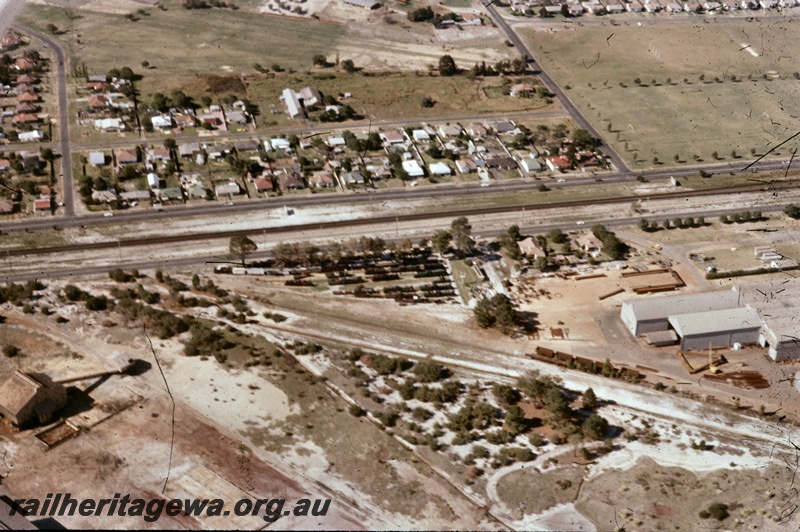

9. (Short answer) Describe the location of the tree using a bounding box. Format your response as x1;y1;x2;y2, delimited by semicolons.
229;235;257;267
548;228;567;244
582;388;598;410
312;54;328;67
507;225;521;241
450;217;474;254
711;150;719;160
474;294;517;331
408;6;434;21
141;60;150;69
544;387;572;424
341;59;356;73
504;405;527;435
785;204;800;219
438;55;458;77
582;414;609;440
46;23;58;34
430;230;452;254
571;128;594;150
638;218;651;232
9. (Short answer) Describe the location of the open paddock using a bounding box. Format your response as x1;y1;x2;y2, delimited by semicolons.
520;20;800;169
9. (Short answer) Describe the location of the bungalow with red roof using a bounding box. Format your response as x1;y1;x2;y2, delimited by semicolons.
254;177;274;193
14;57;36;71
0;159;10;172
16;103;37;113
86;81;108;93
88;95;108;110
33;198;51;212
0;33;21;51
545;155;571;172
16;74;38;85
114;149;138;170
17;92;38;103
174;114;198;128
13;113;39;125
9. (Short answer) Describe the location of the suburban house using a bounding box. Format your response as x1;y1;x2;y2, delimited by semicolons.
95;118;124;132
340;171;366;186
120;190;152;203
88;95;108;110
412;129;431;143
86;81;108;92
484;157;518;170
114;149;138;169
401;159;424;178
438;124;462;138
147;173;161;189
254;177;274;193
279;173;305;190
0;33;21;51
15;102;37;113
151;115;173;130
510;83;535;98
215;182;242;197
13;57;35;71
428;162;452;177
455;158;478;174
492;120;518;134
0;159;9;172
178;143;200;158
545;155;571;172
234;140;260;152
33;198;51;212
13;113;38;125
174;114;197;128
91;190;116;203
518;237;546;259
16;74;38;85
198;110;226;130
18;131;44;142
466;123;487;137
159;188;183;202
520;157;542;173
381;130;405;145
270;137;292;151
17;92;38;103
577;233;603;256
298;87;322;107
0;200;14;214
226;110;248;125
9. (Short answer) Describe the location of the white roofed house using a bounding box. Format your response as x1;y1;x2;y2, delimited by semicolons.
270;137;292;152
147;172;161;189
94;118;124;132
520;157;541;173
438;124;462;139
215;181;242;198
281;88;303;119
412;129;431;143
151;115;173;130
89;151;106;166
18;131;44;143
298;87;322;108
401;159;425;178
428;162;452;177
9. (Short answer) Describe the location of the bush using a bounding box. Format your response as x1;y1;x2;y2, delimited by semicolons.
3;345;20;357
528;432;547;447
109;269;135;283
707;503;729;521
492;383;521;406
413;360;450;383
349;405;366;417
369;354;413;375
55;316;69;323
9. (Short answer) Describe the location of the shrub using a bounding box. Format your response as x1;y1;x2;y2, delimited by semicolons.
413;360;450;383
349;405;366;417
3;345;20;357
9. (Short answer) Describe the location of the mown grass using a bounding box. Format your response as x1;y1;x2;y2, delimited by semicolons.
520;20;800;169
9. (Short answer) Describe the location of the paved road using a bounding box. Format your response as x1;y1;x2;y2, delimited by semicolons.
482;1;631;175
13;24;76;217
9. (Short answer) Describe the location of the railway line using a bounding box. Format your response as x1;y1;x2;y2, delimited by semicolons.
3;179;794;258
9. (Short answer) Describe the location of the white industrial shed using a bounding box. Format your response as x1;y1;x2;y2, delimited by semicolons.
759;316;800;361
668;307;760;350
620;289;741;336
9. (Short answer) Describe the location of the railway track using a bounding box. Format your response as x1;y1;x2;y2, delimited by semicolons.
2;179;794;258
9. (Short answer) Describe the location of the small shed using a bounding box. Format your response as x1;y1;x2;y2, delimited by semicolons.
0;371;68;429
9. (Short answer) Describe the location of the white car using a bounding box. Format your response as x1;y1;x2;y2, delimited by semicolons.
576;220;585;225
103;212;114;217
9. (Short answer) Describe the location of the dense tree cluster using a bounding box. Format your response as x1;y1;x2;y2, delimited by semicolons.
474;293;517;331
591;224;628;260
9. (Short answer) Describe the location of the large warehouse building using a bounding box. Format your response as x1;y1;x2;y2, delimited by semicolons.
620;289;742;337
621;282;800;360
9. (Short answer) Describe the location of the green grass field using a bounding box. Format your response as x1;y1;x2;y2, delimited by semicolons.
520;20;800;169
17;1;345;80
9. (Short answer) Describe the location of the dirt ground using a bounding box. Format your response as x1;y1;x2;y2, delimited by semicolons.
0;275;501;529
